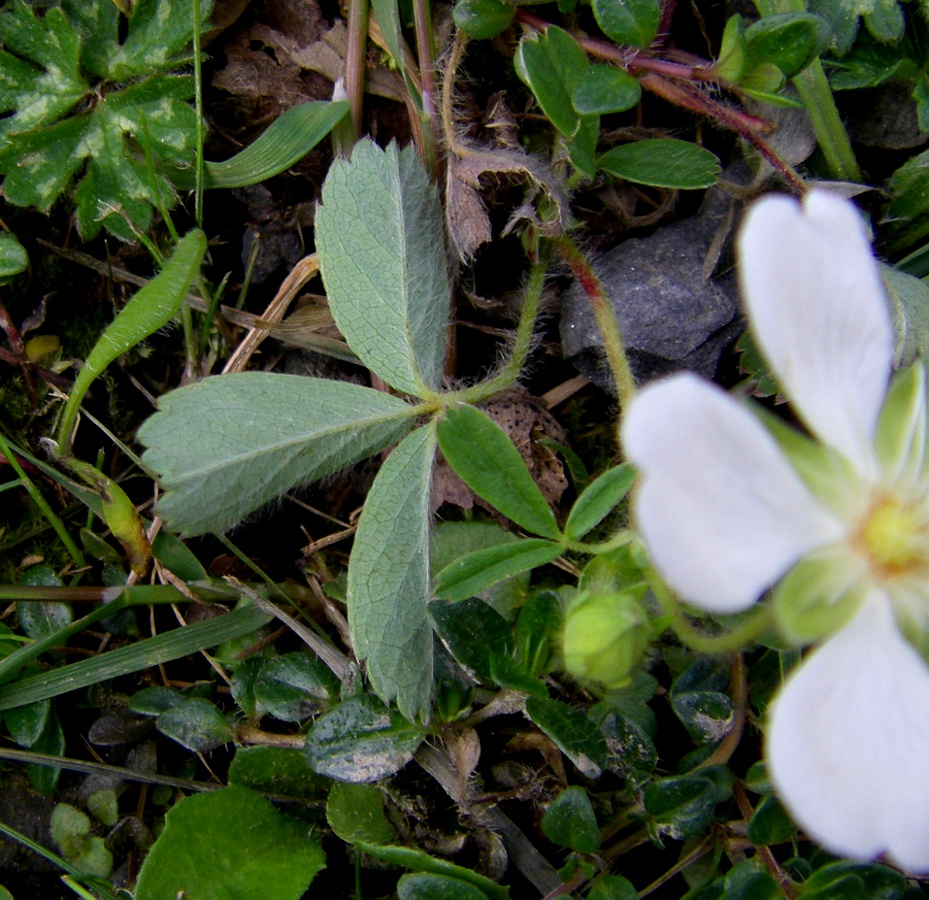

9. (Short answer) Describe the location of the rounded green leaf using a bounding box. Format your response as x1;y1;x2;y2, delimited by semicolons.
304;695;424;783
591;0;660;48
514;26;587;138
597;139;720;189
437;404;560;539
228;746;325;801
453;0;515;39
588;875;638;900
572;66;642;115
744;12;829;78
253;652;340;722
326;782;396;845
155;697;234;753
746;794;795;846
542;785;601;853
134;785;325;900
0;232;28;278
644;774;718;840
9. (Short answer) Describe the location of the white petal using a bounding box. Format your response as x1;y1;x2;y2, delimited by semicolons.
767;595;929;872
738;191;892;476
622;373;843;613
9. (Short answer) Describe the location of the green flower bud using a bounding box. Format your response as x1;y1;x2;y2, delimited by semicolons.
562;591;650;689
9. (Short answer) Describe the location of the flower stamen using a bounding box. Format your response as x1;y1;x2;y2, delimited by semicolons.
856;496;929;579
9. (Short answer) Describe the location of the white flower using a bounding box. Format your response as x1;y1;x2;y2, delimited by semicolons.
621;190;929;871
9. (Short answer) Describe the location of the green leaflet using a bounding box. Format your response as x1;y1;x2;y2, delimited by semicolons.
138;373;418;535
349;423;437;721
597;139;720;190
57;229;207;451
315;140;451;398
436;404;560;539
170;101;352;191
134;786;325;900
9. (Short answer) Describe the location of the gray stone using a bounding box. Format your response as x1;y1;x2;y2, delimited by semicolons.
561;201;741;392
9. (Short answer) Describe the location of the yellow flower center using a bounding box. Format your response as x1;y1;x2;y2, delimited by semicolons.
858;496;927;578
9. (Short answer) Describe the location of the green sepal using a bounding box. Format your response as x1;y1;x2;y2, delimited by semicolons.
772;545;869;644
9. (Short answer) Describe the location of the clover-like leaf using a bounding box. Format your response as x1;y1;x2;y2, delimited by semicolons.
316;140;451;398
139;373;418;536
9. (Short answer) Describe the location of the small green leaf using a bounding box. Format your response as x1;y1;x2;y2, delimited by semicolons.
356;843;509;900
800;861;910;899
129;685;185;716
881;263;929;369
746;794;795;846
591;0;661;48
316;140;451;397
542;785;601;853
670;658;733;743
525;696;606;779
437;405;560;539
60;228;206;450
514;26;588;138
4;694;50;748
564;464;635;541
713;15;747;83
453;0;515;39
326;782;397;845
349;424;436;721
743;13;829;78
572;65;642;115
434;539;562;601
514;590;561;677
17;564;71;640
304;695;424;783
172;101;351;190
594;705;658;787
597;139;720;189
0;232;27;278
134;785;325;900
715;859;783;900
228;746;325;801
155;697;234;752
430;597;514;682
253;652;340;722
431;521;531;618
139;373;417;536
644;774;718;841
398;873;490;900
588;875;639;900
